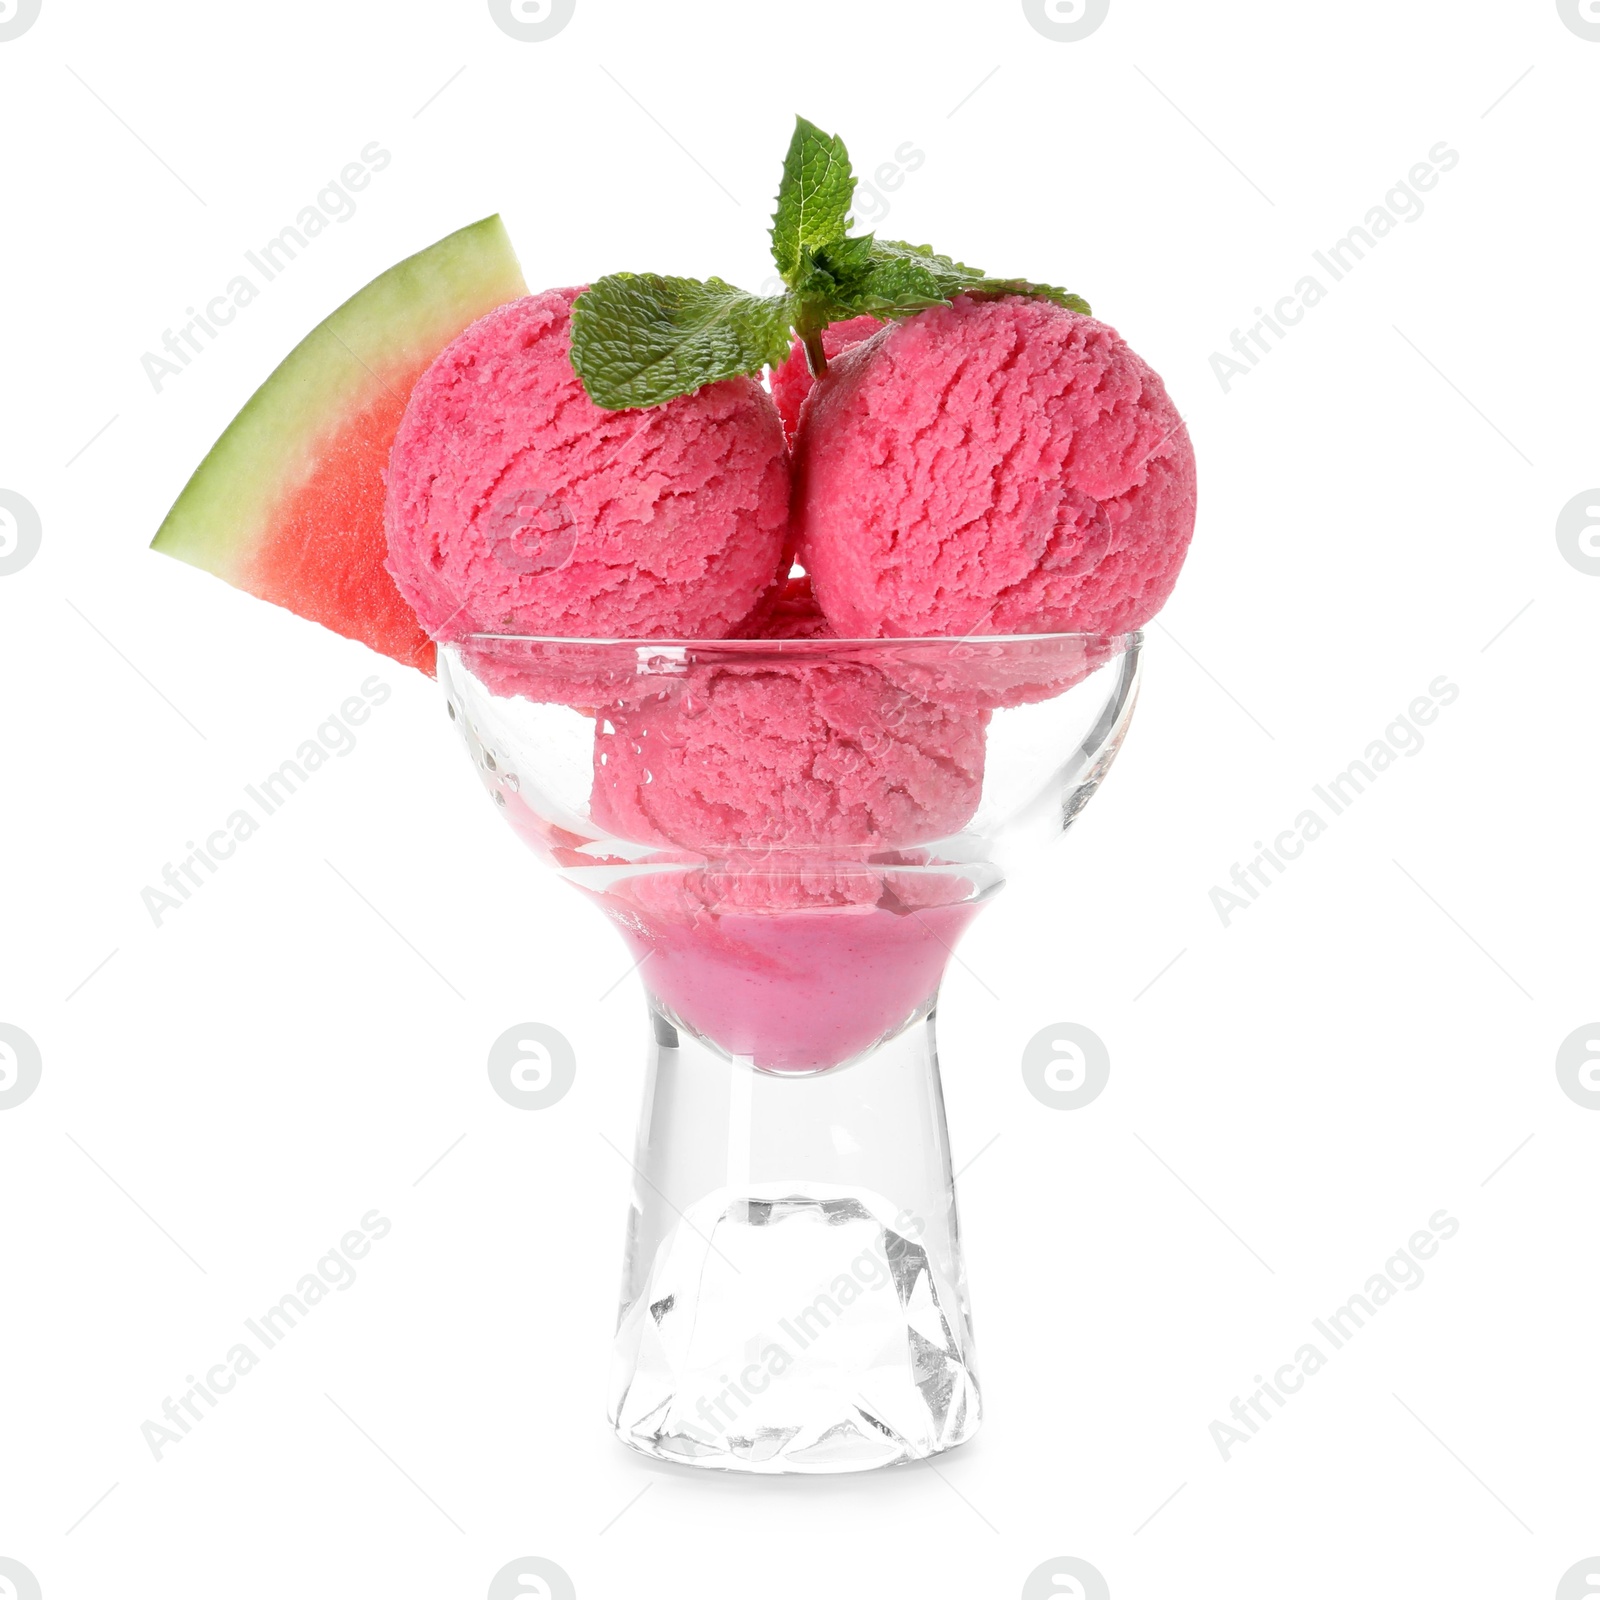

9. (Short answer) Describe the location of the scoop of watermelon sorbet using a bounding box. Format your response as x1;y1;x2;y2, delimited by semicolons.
793;295;1196;639
384;286;792;647
591;662;987;853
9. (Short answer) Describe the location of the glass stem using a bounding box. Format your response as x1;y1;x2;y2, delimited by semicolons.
608;996;982;1473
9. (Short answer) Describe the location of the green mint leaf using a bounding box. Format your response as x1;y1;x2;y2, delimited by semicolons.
783;241;878;338
849;239;1091;318
569;273;797;410
797;233;878;313
770;117;856;287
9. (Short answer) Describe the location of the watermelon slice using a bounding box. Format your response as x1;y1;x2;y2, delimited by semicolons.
152;215;527;673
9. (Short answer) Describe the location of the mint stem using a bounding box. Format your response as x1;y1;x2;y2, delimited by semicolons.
801;327;828;378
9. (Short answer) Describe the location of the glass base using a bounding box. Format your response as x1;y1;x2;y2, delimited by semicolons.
608;1002;981;1473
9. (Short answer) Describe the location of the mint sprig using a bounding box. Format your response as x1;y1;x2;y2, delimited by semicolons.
568;116;1092;410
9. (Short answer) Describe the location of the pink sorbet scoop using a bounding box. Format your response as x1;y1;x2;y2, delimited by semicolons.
793;294;1196;639
384;286;792;644
591;662;987;853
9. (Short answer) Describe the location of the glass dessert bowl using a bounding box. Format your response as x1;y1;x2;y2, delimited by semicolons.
439;630;1141;1473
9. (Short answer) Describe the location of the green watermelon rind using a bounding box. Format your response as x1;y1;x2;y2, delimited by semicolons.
151;214;527;578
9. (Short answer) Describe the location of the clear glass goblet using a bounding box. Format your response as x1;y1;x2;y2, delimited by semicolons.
438;630;1140;1474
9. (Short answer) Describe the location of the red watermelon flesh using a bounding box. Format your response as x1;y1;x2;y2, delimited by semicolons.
152;216;527;674
246;371;435;671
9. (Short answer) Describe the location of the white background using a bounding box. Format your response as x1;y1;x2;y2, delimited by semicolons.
2;1;1597;1596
